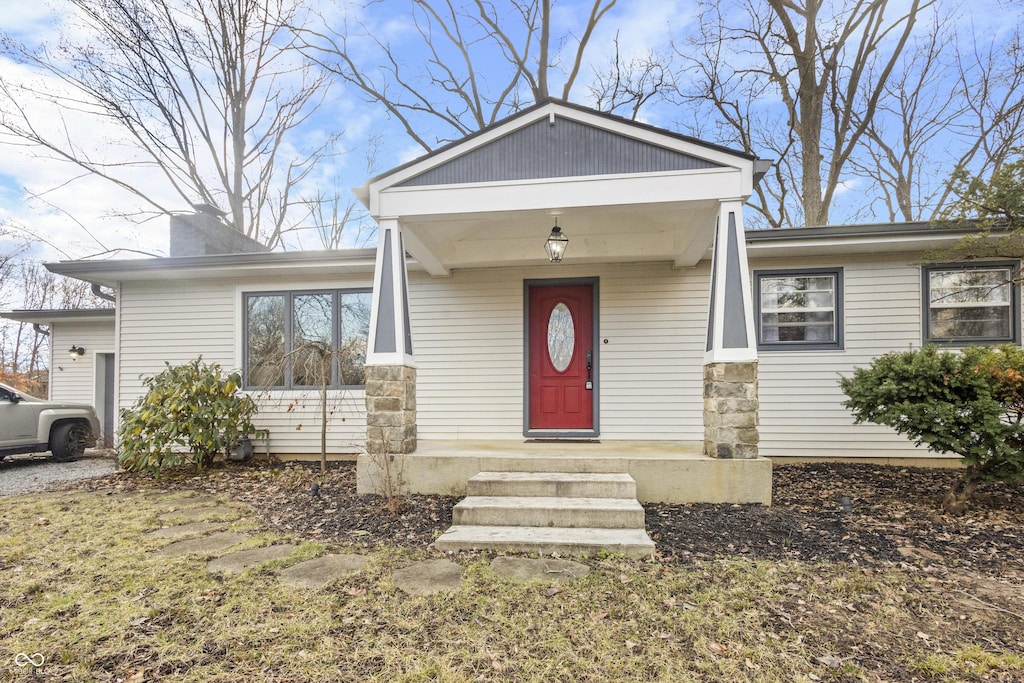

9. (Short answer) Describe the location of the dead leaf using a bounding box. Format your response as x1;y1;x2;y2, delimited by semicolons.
346;587;367;597
815;654;843;668
916;631;930;641
618;574;633;584
589;611;607;622
708;642;728;655
543;586;562;597
624;639;637;650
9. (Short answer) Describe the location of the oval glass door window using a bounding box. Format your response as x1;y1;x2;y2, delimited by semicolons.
547;302;575;372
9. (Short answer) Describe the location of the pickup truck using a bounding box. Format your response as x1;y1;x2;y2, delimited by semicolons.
0;382;100;461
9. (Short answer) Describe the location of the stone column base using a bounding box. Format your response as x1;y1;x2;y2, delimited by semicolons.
703;361;759;459
365;365;417;454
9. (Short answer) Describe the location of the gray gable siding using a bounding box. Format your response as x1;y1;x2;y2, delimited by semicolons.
399;117;722;187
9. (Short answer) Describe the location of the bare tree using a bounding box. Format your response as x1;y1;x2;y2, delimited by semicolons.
849;13;1024;223
297;0;620;152
588;34;670;120
674;0;935;228
0;0;343;249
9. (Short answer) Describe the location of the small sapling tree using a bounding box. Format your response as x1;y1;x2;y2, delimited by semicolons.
841;345;1024;513
118;357;257;474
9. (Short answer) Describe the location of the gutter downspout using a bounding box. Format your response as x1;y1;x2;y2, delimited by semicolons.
91;283;116;302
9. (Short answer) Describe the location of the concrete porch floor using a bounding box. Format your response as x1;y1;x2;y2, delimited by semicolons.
357;439;772;505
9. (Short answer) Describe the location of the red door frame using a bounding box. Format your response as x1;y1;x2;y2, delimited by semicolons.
524;278;599;437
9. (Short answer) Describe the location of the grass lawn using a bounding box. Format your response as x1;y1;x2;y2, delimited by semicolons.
1;481;1022;681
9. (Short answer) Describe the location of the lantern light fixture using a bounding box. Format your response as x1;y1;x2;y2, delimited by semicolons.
544;219;569;263
69;345;85;361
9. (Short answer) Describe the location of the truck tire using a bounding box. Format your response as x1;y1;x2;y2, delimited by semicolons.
51;422;92;461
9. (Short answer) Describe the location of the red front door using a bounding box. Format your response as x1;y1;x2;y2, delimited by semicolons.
528;284;594;430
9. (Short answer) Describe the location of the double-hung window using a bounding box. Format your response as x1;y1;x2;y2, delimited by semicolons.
755;268;843;350
923;263;1019;344
244;289;372;389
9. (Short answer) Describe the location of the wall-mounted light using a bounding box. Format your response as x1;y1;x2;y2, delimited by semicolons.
69;345;85;361
544;218;568;263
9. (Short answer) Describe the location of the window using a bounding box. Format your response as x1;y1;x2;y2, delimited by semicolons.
923;263;1019;344
755;268;843;350
244;289;371;389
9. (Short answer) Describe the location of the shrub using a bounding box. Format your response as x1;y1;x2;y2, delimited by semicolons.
840;345;1024;513
117;357;256;474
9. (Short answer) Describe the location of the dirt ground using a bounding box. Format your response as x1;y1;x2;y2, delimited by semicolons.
72;460;1024;579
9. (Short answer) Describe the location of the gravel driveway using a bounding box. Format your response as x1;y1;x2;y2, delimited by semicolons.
0;451;119;497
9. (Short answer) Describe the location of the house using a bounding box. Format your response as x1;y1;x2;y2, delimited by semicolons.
5;101;1011;513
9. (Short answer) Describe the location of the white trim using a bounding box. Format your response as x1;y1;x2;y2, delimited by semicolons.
367;219;416;368
705;202;758;364
375;168;746;218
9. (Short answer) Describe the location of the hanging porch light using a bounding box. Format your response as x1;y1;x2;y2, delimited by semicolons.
544;219;569;263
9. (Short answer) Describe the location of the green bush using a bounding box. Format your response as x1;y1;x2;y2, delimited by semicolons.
840;345;1024;513
117;357;257;474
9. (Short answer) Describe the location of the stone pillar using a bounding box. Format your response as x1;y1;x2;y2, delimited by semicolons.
703;362;758;459
704;201;759;459
365;365;416;454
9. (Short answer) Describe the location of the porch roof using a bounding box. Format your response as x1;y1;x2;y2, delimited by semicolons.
357;99;768;276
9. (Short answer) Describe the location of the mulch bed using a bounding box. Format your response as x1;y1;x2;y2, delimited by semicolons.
77;460;1024;575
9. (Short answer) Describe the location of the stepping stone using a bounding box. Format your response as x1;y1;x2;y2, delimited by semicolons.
280;554;370;589
153;531;250;557
207;544;298;574
391;559;465;596
158;505;241;522
146;522;224;539
170;494;224;507
139;490;204;502
490;556;591;583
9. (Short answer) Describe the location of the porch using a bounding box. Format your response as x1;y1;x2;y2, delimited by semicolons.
357;439;772;505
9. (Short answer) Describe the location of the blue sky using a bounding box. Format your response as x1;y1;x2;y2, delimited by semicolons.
0;0;1017;263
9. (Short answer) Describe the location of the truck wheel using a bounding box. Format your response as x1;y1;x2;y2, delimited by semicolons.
52;422;92;461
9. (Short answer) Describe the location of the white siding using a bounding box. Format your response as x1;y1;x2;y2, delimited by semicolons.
108;248;1005;462
49;321;115;405
117;276;371;454
752;253;947;459
409;261;709;440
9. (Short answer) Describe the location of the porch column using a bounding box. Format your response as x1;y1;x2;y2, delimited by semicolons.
703;201;759;460
365;217;417;455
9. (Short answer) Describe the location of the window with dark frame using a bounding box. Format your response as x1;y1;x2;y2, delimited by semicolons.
243;289;371;389
923;263;1019;344
755;268;843;350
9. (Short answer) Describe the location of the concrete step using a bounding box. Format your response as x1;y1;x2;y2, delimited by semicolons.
468;471;637;499
453;495;646;529
433;525;655;560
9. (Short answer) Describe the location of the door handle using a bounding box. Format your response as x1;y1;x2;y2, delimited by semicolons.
585;350;593;390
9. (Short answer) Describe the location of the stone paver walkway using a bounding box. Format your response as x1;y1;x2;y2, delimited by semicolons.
207;544;298;574
280;554;370;589
141;489;593;594
153;531;251;557
158;505;242;522
392;558;465;595
146;521;224;539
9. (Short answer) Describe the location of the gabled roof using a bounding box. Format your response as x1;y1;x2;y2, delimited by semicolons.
357;100;766;274
357;99;762;205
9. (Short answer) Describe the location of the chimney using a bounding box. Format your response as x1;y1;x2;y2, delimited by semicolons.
169;205;271;257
